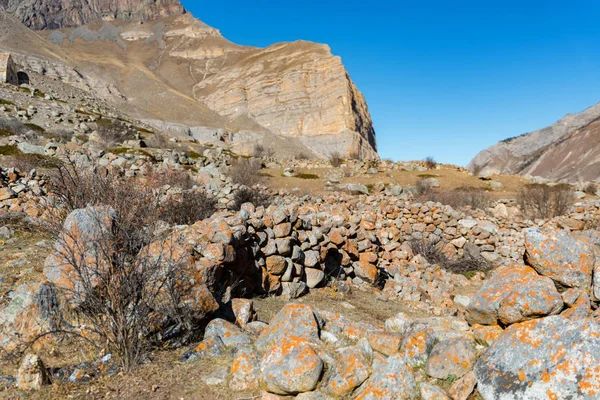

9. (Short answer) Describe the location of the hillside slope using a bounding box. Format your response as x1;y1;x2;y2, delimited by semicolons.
469;102;600;182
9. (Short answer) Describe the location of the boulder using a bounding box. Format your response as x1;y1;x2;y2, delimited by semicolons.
16;354;50;390
466;264;563;326
256;304;320;352
475;316;600;399
354;353;418;399
260;336;323;395
321;342;372;396
426;338;476;380
524;228;594;289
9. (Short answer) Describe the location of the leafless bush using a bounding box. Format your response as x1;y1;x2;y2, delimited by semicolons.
145;168;195;190
584;182;598;195
518;184;573;219
43;164;208;371
231;187;271;211
410;238;448;265
253;143;275;158
8;153;61;173
229;158;263;186
415;178;433;196
410;238;492;275
348;151;360;160
47;128;73;142
0;118;29;136
96;119;135;146
428;186;491;211
424;156;437;170
296;152;311;160
159;191;217;225
329;151;344;167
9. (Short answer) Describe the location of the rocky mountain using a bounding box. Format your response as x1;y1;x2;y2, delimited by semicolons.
0;0;377;159
470;102;600;183
0;0;185;30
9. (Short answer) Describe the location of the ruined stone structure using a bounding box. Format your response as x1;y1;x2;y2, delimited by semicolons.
0;52;18;84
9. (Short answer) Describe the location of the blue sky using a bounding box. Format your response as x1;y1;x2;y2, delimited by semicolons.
181;0;600;166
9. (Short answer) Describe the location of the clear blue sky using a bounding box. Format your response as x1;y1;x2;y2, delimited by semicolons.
181;0;600;166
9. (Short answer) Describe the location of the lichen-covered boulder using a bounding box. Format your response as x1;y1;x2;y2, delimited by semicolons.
321;342;372;396
475;315;600;399
256;303;320;352
203;318;253;350
354;353;418;399
466;264;563;326
44;206;115;298
16;354;51;390
230;347;260;391
260;336;323;395
426;338;476;380
0;283;60;351
524;228;594;289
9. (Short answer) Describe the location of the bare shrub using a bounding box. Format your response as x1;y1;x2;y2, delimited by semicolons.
329;151;344;167
0;118;29;136
296;152;311;160
584;182;598;195
253;143;265;157
348;151;360;160
44;163;206;371
424;156;437;170
8;154;62;173
160;191;217;225
518;184;573;219
428;186;491;211
410;238;492;276
410;238;447;265
229;158;263;186
47;128;73;142
231;187;271;211
96;119;135;146
145;168;195;190
415;178;433;196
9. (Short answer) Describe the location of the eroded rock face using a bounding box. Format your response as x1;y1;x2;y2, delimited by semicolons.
475;316;600;400
0;0;186;30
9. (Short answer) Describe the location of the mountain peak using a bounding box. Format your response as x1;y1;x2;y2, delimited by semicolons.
0;0;186;30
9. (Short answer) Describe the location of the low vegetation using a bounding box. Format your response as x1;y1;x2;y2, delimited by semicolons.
232;187;271;211
410;238;492;276
517;184;573;219
159;191;217;226
423;156;437;169
229;158;264;187
329;151;344;167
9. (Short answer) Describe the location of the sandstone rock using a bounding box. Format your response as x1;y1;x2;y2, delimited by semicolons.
524;228;594;289
231;298;255;327
466;264;563;326
260;336;323;395
426;338;476;380
16;354;50;390
475;315;600;399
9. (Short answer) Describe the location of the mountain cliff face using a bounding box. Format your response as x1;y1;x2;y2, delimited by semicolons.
0;0;377;159
0;0;185;30
470;103;600;183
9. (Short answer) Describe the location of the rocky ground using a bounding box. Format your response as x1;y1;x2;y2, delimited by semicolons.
1;81;600;399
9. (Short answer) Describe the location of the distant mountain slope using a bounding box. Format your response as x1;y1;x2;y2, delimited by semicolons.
0;0;185;29
0;0;377;159
469;102;600;183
